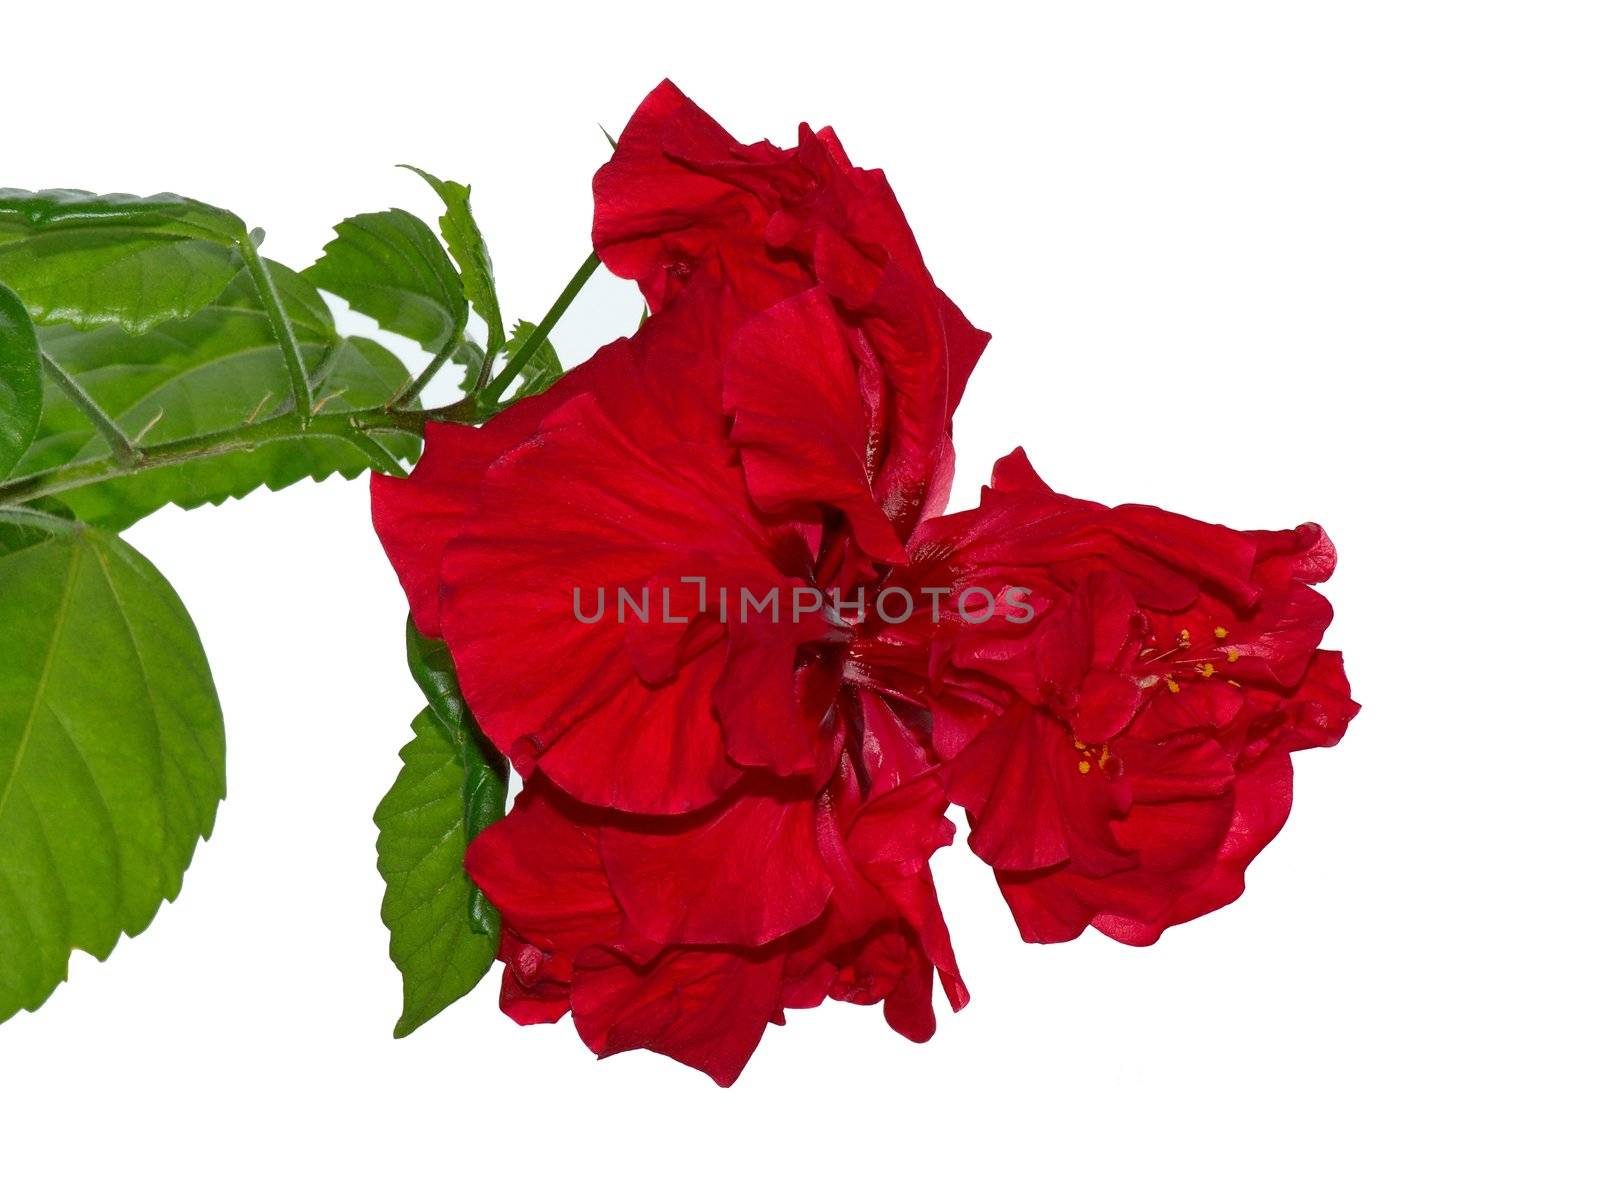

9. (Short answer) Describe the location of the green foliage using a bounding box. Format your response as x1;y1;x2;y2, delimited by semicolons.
0;282;41;478
304;209;468;355
0;190;249;334
0;169;601;1027
375;622;510;1036
0;518;225;1022
17;262;418;529
401;168;505;356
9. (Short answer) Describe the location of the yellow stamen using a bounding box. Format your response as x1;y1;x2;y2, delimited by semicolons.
1214;625;1228;639
1198;662;1215;678
1227;649;1240;663
1077;760;1092;774
1166;679;1181;694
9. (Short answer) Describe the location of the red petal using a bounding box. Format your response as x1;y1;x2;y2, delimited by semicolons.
998;754;1295;945
1274;649;1361;752
1250;522;1338;587
464;783;625;986
370;395;561;638
570;945;784;1087
534;648;743;816
945;701;1134;874
713;602;840;777
856;690;936;793
438;306;808;813
593;80;810;313
724;287;905;563
599;786;832;947
498;931;579;1025
987;447;1056;497
881;954;937;1043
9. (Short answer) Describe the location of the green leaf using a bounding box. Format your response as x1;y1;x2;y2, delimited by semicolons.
0;281;42;478
452;339;487;385
0;189;249;334
503;319;563;397
14;261;419;530
400;168;504;353
405;619;509;940
376;622;509;1036
303;210;468;355
376;713;498;1038
0;519;225;1022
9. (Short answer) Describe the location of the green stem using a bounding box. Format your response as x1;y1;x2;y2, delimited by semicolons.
39;352;142;466
238;238;314;427
0;253;601;511
0;505;79;535
474;252;599;414
0;405;427;509
472;327;503;396
389;330;464;412
337;427;408;476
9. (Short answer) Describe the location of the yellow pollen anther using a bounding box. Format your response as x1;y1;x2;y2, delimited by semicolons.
1166;679;1181;694
1099;747;1112;768
1073;739;1087;751
1077;760;1092;774
1214;625;1228;639
1180;629;1190;640
1227;649;1240;663
1198;663;1215;678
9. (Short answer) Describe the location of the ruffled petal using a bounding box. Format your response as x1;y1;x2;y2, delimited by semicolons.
465;782;627;1012
945;701;1134;874
370;394;563;638
592;80;811;312
723;287;905;562
713;612;840;776
532;647;743;816
599;784;832;947
437;310;807;813
570;945;784;1087
998;754;1295;945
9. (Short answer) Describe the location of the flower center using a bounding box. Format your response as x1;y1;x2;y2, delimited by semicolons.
1135;625;1242;693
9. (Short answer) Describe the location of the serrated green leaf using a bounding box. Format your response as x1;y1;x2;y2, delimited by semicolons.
0;282;42;478
13;261;419;530
400;168;504;353
0;189;249;334
374;621;509;1036
503;320;563;398
402;624;507;935
0;519;225;1022
304;209;467;355
376;710;498;1038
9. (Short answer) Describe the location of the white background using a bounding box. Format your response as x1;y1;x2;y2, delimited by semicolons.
4;2;1596;1195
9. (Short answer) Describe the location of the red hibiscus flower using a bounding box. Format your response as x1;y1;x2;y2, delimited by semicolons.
370;81;1353;1084
373;264;977;1084
894;449;1359;945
